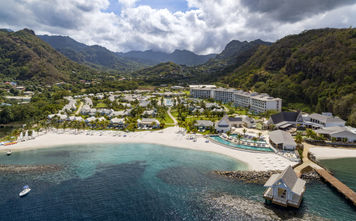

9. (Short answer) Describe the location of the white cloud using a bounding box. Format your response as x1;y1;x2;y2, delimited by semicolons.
0;0;355;54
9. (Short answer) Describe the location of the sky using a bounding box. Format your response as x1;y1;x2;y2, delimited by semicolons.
0;0;355;54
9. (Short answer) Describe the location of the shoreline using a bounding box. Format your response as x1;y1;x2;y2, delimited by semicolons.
309;147;356;160
3;127;298;171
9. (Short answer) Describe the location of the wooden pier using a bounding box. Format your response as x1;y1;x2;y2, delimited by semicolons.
294;143;356;207
315;169;356;206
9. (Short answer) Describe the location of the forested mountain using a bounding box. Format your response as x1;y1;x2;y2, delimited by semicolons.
118;49;216;66
0;29;100;84
39;35;145;72
133;39;271;83
221;28;356;125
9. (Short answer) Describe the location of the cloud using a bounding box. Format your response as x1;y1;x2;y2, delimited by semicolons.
240;0;355;22
0;0;355;54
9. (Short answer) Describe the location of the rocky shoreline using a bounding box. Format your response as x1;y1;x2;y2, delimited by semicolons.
0;164;62;173
214;170;320;184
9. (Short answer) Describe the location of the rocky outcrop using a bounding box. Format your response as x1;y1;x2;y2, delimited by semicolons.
0;164;62;173
214;170;320;184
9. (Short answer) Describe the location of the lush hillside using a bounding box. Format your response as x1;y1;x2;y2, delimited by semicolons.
39;35;145;72
133;39;270;84
221;28;356;125
190;39;271;82
118;49;216;66
132;62;192;85
0;29;100;84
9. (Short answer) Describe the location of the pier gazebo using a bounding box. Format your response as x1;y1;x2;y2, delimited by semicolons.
263;166;306;208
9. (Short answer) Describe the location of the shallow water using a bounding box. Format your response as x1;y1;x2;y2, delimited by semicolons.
0;144;355;220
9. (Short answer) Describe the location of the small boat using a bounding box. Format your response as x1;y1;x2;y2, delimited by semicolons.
6;150;12;156
19;185;31;197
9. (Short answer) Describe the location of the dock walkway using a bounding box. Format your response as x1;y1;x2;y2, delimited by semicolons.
315;169;356;206
295;143;356;206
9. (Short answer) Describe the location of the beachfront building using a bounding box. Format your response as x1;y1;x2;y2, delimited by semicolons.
263;166;306;208
214;88;237;103
269;130;297;150
109;118;126;129
189;85;216;99
137;118;160;129
249;93;282;113
304;113;345;129
267;111;304;130
194;120;214;131
315;126;356;142
215;116;243;133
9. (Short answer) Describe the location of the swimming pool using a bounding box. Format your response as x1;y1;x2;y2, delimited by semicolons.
210;136;273;152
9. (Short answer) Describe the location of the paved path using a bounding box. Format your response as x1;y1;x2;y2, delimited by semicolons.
167;107;178;125
75;102;84;115
294;143;322;177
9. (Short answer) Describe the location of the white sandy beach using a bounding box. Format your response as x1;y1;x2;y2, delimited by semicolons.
4;127;297;171
309;147;356;160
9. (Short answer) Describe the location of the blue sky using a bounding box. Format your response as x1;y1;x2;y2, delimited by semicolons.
105;0;189;14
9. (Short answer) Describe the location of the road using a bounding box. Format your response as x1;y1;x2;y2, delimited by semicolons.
167;107;178;125
75;102;84;115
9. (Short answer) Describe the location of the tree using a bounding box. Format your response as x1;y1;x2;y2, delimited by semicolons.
258;132;262;140
237;134;242;144
243;128;247;137
295;132;303;144
252;137;258;146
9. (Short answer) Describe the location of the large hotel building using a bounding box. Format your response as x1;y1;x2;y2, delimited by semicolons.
189;85;282;113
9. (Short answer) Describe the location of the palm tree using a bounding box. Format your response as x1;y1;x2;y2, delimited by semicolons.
258;132;262;140
295;132;303;144
237;134;242;144
252;137;258;146
243;128;247;137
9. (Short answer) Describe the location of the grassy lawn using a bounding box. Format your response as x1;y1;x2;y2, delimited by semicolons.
163;112;174;124
96;103;107;108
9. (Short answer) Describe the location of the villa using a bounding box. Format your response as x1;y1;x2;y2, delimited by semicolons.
137;118;160;129
263;166;306;208
269;130;297;150
109;118;126;129
194;120;214;131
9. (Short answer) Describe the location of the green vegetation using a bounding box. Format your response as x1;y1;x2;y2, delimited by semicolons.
0;29;102;85
39;35;145;72
221;28;356;126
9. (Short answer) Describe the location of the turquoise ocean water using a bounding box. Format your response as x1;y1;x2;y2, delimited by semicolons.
0;143;355;220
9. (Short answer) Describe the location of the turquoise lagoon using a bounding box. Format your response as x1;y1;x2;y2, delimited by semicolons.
0;143;355;220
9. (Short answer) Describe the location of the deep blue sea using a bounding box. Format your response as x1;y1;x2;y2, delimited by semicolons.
0;144;355;220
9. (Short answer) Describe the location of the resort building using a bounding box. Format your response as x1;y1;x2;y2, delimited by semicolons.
315;126;356;142
267;111;304;130
215;116;243;133
233;90;251;108
269;130;297;150
189;85;282;113
194;120;214;131
304;113;345;129
137;118;160;129
189;85;216;99
214;88;237;103
109;118;126;129
263;166;306;208
249;93;282;113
